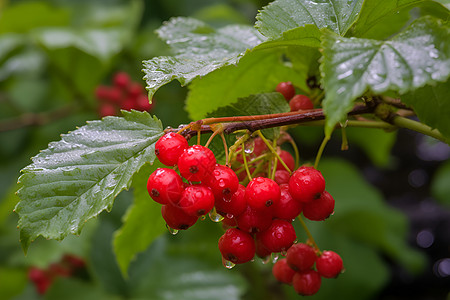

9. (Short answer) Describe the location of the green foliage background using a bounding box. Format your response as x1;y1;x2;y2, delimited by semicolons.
1;0;449;299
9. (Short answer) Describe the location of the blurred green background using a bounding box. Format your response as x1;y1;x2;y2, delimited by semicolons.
1;0;449;299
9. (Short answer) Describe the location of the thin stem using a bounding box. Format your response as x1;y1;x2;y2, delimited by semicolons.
341;125;349;151
220;133;229;167
241;140;252;181
205;130;219;148
197;130;201;145
297;216;321;253
288;138;300;170
256;131;291;174
390;115;448;143
314;134;331;170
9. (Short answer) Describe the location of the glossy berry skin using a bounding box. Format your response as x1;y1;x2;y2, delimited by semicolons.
204;164;239;199
136;94;152;111
289;94;314;111
215;184;246;217
161;203;198;230
236;205;273;234
155;132;189;166
147;168;184;205
288;166;326;203
272;184;303;221
218;228;255;264
245;177;280;210
286;243;317;272
256;219;296;253
292;270;322;296
316;250;343;278
255;237;272;258
178;184;215;216
272;259;296;285
276;150;295;172
302;191;335;221
274;170;290;185
221;213;238;228
276;81;296;101
178;145;216;182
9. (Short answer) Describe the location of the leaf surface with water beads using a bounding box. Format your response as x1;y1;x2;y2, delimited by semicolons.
15;111;164;252
321;16;450;136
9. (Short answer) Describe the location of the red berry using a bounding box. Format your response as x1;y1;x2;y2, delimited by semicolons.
136;95;152;111
161;203;198;230
316;250;343;278
245;177;280;210
253;137;268;156
292;269;322;296
255;219;296;253
276;150;295;172
215;184;247;217
28;267;52;295
255;237;272;258
204;164;239;199
99;103;117;117
127;82;144;98
236;205;273;234
147;168;184;205
108;87;123;103
62;254;85;269
178;184;215;216
178;145;216;182
120;97;136;111
272;259;296;285
113;72;131;88
272;184;303;221
289;94;314;111
155;132;189;166
288;166;326;203
95;85;111;100
302;190;335;221
286;243;317;272
274;170;290;185
221;213;237;228
276;81;296;100
218;228;255;264
49;263;71;277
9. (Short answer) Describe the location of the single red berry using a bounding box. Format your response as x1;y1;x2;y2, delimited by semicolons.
276;81;296;101
289;94;314;111
236;205;273;234
255;219;296;253
108;87;123;103
28;267;52;295
95;85;111;100
302;190;335;221
204;164;239;199
316;250;343;278
127;82;144;98
135;94;152;111
272;184;303;221
274;170;290;185
253;137;268;156
245;177;280;210
161;203;198;230
288;166;326;203
221;213;238;228
272;259;296;285
178;184;215;216
286;243;317;272
155;132;189;166
113;72;131;89
147;168;184;205
99;103;117;117
255;237;272;258
218;228;255;264
178;145;216;182
276;150;295;172
215;184;247;217
292;269;322;296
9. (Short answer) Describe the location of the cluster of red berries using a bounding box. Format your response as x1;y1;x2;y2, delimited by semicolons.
147;130;343;295
28;254;86;295
273;244;343;295
94;72;153;117
276;81;314;112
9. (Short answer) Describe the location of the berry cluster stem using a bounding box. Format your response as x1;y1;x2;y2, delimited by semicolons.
297;216;321;254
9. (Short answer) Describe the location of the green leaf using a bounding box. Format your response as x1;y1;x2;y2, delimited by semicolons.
431;160;450;207
321;16;450;136
186;48;306;120
319;159;426;273
350;0;450;39
113;162;167;276
207;92;290;140
255;0;363;38
143;17;265;98
15;111;163;252
253;24;323;50
402;79;450;139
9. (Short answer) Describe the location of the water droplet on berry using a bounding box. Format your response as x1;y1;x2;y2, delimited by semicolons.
166;224;179;235
272;253;280;263
244;140;255;154
209;208;224;222
222;257;236;269
226;213;234;219
218;179;226;187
